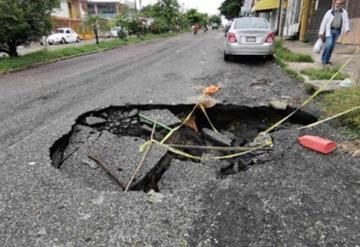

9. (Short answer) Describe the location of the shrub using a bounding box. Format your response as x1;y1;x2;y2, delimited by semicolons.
149;19;169;34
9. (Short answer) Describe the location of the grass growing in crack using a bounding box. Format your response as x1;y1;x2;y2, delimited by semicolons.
320;85;360;138
275;57;304;82
274;41;314;63
301;67;349;80
0;32;176;73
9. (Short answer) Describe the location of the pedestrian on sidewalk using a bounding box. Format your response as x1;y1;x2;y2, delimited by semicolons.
319;0;350;65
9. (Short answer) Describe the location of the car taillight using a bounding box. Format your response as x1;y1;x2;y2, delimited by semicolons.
265;32;275;43
227;32;237;43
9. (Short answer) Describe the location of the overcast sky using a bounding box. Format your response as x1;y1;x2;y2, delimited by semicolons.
140;0;225;15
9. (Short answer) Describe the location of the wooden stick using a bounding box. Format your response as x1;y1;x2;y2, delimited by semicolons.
88;153;126;190
125;121;157;192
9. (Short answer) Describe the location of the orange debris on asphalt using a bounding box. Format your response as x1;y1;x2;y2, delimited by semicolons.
204;85;220;95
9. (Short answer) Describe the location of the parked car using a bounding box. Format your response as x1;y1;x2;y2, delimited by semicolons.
211;23;219;29
224;17;275;61
47;28;80;45
105;26;128;38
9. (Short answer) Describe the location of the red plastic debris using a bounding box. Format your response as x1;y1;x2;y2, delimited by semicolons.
204;85;220;95
298;135;336;154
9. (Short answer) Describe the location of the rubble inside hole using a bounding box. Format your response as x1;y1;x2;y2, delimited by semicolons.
50;104;316;193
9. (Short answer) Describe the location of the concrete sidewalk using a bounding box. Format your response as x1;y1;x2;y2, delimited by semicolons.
282;40;360;90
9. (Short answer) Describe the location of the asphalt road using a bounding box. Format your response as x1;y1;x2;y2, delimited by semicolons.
0;31;306;150
0;31;359;246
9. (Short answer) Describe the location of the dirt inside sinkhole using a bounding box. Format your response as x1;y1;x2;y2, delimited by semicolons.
50;104;317;193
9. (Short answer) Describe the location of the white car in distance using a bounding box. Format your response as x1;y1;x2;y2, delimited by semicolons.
47;28;81;45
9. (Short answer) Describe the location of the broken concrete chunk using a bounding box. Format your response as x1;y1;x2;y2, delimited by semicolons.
201;155;231;172
269;100;288;110
147;190;165;203
82;158;98;169
140;109;181;127
222;130;235;140
253;153;272;164
91;134;168;189
128;109;138;118
141;124;153;133
159;159;216;191
304;80;341;92
85;116;107;126
202;128;232;146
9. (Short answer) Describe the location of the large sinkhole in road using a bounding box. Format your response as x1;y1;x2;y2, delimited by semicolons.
50;104;316;192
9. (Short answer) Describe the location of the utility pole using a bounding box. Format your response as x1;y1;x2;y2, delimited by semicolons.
276;0;283;36
299;0;311;41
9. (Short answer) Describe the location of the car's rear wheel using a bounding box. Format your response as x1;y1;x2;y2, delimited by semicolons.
76;37;80;43
60;38;66;44
224;53;231;61
265;54;273;61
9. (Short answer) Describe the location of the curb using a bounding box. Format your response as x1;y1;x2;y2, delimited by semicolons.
0;33;181;75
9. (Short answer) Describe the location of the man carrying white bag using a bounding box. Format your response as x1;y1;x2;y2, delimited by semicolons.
313;38;324;54
317;0;350;64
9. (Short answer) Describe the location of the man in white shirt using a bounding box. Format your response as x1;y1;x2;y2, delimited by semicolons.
319;0;350;65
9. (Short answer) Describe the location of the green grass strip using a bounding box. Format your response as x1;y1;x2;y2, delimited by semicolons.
301;67;349;80
0;32;177;73
274;41;314;63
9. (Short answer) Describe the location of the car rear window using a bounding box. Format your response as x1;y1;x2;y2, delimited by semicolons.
56;29;64;33
234;18;269;29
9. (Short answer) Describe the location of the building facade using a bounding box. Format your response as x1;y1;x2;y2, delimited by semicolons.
282;0;302;37
253;0;281;32
338;0;360;45
52;0;88;31
87;0;135;19
294;0;359;45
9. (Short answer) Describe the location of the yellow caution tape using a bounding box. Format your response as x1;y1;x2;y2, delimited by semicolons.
139;140;152;153
298;105;360;130
160;93;206;144
199;104;219;133
265;49;358;134
153;140;272;161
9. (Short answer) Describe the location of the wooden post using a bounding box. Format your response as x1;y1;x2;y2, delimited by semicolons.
299;0;312;41
277;0;283;35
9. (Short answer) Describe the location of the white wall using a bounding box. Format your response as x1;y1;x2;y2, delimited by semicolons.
283;0;302;36
52;0;70;18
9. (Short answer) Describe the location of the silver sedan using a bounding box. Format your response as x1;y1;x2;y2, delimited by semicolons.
224;17;275;60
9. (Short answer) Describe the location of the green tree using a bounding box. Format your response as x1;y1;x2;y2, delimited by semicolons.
209;15;222;26
141;4;162;18
0;0;59;57
219;0;243;20
186;9;208;26
158;0;180;30
140;0;181;31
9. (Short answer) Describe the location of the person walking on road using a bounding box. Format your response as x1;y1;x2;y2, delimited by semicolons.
193;23;200;35
319;0;350;65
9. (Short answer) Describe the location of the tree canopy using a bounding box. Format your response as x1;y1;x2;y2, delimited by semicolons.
209;15;222;26
0;0;59;57
219;0;243;20
186;9;208;26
